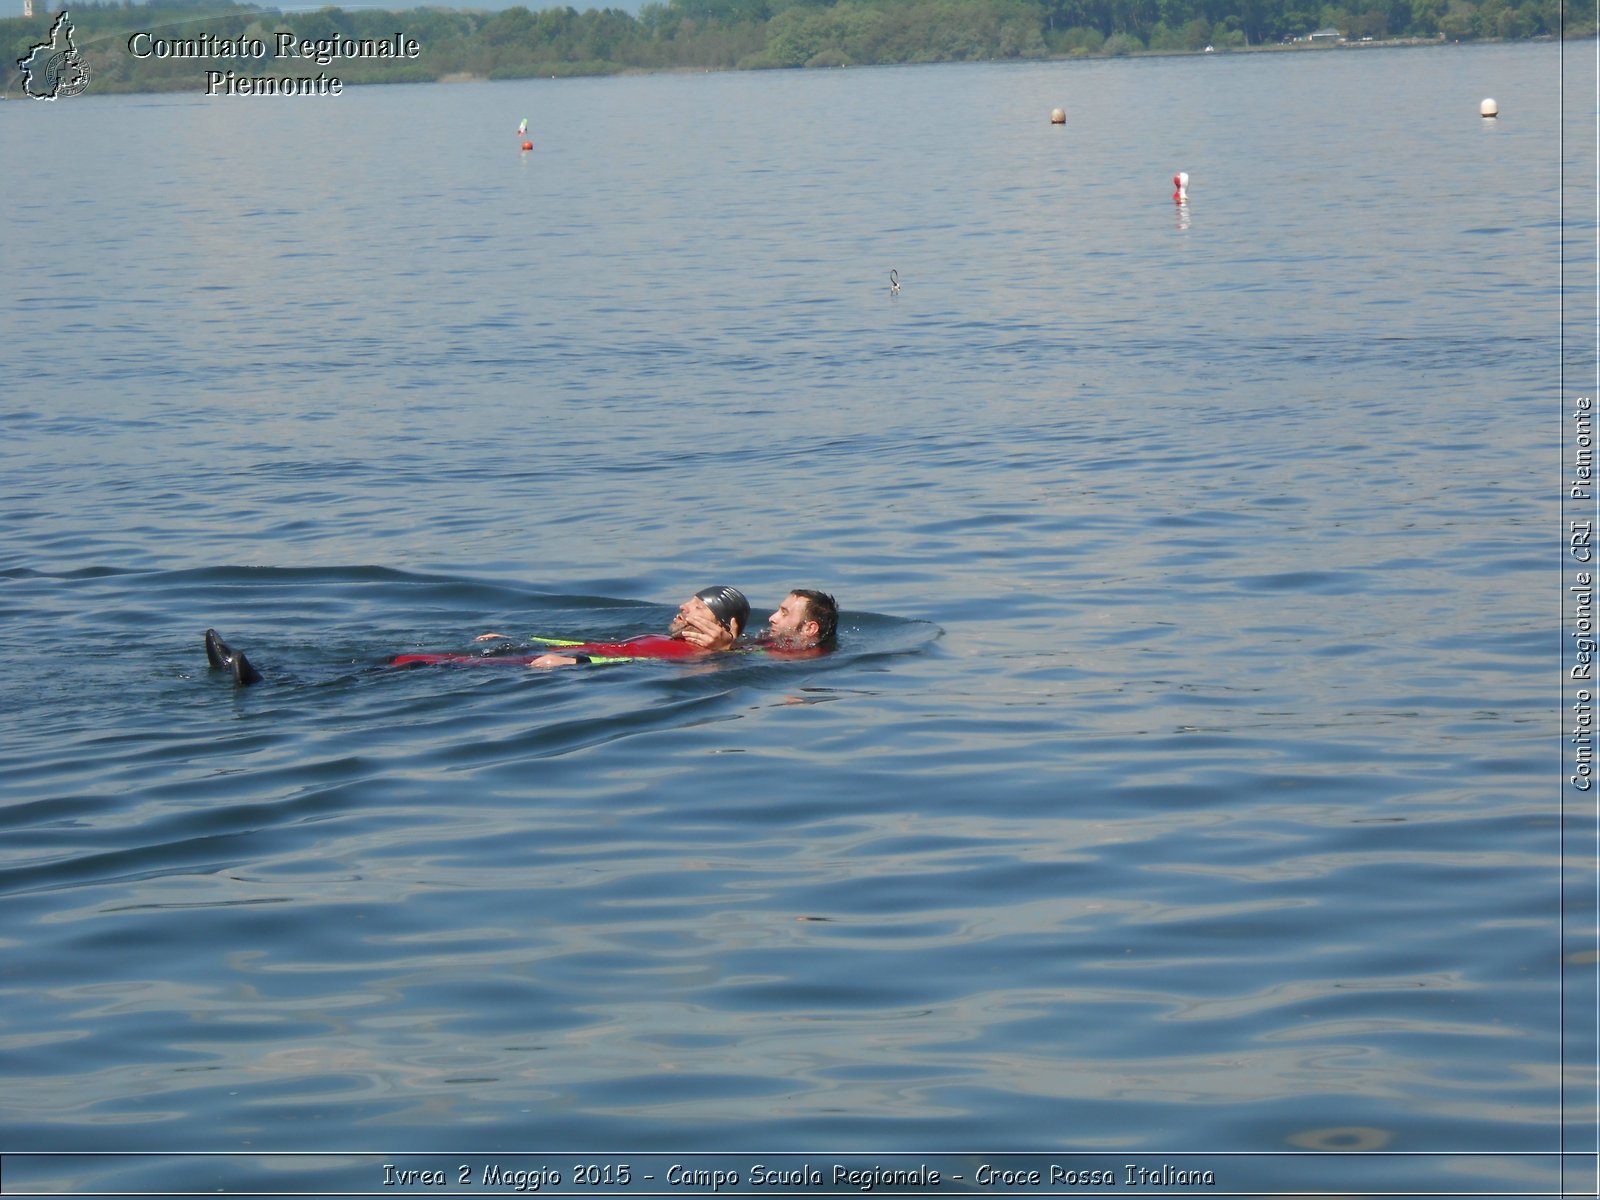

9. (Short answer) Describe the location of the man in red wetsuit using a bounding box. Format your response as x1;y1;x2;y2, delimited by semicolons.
480;586;838;667
208;586;842;685
475;585;752;668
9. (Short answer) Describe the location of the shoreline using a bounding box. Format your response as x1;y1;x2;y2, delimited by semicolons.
3;27;1573;100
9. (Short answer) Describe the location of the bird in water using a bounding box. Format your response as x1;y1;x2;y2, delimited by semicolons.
889;269;900;296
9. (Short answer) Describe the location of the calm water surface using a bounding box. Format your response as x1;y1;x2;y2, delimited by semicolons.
0;37;1589;1196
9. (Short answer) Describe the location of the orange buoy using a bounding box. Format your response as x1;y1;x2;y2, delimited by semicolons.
521;140;533;151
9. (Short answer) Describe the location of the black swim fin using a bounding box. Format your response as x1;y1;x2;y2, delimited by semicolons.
231;648;263;686
204;628;263;686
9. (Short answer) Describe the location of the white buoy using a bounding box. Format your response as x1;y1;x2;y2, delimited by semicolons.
1051;107;1066;124
1480;97;1498;118
1173;170;1189;204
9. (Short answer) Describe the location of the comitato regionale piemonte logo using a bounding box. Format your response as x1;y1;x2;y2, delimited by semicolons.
18;11;92;99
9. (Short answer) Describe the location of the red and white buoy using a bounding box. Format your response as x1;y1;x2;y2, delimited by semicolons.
1173;170;1189;205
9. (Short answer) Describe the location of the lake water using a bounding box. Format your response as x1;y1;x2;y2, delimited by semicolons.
0;37;1592;1197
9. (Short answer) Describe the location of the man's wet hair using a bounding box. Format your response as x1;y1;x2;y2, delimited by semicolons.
792;589;838;646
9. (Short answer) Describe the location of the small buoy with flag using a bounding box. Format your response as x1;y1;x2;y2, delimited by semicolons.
519;117;528;135
1173;171;1189;205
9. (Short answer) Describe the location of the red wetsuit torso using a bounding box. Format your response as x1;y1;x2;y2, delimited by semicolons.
557;635;707;660
391;634;709;667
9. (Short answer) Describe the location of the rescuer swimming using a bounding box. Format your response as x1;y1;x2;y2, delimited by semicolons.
204;586;837;684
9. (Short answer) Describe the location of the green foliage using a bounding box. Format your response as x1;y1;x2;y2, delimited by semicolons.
1147;15;1216;44
0;0;1576;97
1045;23;1106;51
1436;0;1476;34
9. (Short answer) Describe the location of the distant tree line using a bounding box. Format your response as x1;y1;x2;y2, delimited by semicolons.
3;0;1582;96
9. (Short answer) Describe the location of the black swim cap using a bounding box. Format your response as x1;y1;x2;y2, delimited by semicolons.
694;585;749;632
